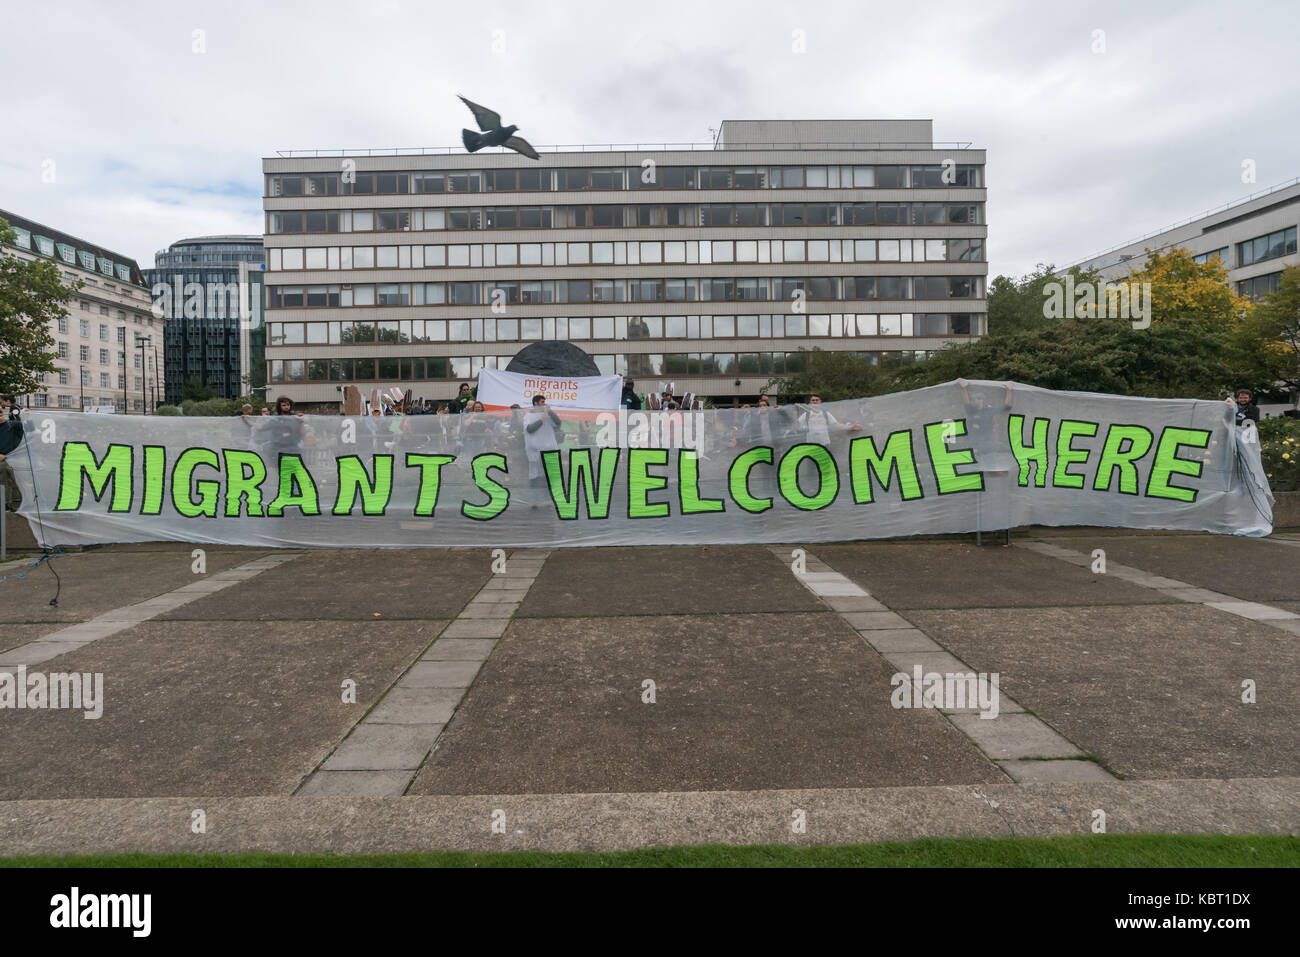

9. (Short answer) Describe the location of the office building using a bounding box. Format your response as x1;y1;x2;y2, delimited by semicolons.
261;119;987;409
1;209;160;413
144;236;265;404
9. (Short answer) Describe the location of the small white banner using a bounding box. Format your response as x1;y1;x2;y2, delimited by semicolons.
476;368;622;411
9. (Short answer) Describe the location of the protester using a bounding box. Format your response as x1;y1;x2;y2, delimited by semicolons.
958;379;1014;455
957;379;1015;543
264;395;305;453
1232;387;1260;426
455;383;474;412
0;394;24;511
524;394;563;502
800;394;862;443
621;378;642;411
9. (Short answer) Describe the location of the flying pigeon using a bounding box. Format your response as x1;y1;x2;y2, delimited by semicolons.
458;95;540;160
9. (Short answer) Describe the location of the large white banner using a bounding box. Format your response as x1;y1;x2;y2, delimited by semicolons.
4;381;1274;549
475;369;622;411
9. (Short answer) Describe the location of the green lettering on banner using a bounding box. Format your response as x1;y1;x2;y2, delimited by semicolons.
544;448;620;520
223;449;267;517
1147;427;1211;502
925;422;981;494
172;448;221;518
628;448;669;518
267;454;321;516
462;453;509;520
1053;420;1098;488
848;430;922;503
141;446;166;515
779;444;838;511
1008;415;1050;488
334;455;394;516
728;447;773;513
56;442;133;512
678;449;725;514
1093;425;1154;494
406;454;455;517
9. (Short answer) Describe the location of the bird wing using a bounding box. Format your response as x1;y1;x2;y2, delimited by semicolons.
458;95;501;131
504;135;540;160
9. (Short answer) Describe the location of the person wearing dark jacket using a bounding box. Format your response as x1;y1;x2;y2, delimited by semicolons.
1233;388;1260;427
621;379;642;411
0;395;26;510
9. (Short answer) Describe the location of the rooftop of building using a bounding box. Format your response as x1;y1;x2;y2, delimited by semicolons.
163;235;264;247
0;208;147;287
271;118;973;158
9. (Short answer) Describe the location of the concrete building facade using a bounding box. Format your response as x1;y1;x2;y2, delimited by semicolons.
1066;178;1300;300
261;120;987;409
1;210;161;413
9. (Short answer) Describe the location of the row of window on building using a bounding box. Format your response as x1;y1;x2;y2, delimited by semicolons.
267;164;984;197
267;313;982;348
267;201;985;234
1189;226;1297;270
268;238;984;272
27;395;146;410
269;349;938;384
267;275;984;310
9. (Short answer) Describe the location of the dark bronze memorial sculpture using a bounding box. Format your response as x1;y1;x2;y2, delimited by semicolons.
458;95;540;160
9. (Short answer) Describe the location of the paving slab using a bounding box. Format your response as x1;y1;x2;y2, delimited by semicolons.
0;624;64;653
856;628;944;652
294;770;412;797
1205;600;1299;621
516;546;824;617
410;613;1002;795
365;686;462;725
442;619;510;638
1037;534;1300;602
948;712;1083;760
421;639;497;661
322;723;442;771
0;548;275;624
460;602;520;619
843;611;913;630
998;759;1115;783
0;619;443;799
907;604;1300;780
815;542;1162;609
404;660;485;687
154;548;491;620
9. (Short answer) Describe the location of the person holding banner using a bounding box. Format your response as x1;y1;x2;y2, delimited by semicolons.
524;394;563;505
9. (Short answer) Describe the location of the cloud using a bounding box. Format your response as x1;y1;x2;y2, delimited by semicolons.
0;0;1296;281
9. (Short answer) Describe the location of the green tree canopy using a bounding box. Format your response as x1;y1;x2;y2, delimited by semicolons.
765;348;892;401
181;375;218;402
0;217;71;395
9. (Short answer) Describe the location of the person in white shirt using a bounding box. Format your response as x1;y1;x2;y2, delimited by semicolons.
800;394;862;444
523;393;562;484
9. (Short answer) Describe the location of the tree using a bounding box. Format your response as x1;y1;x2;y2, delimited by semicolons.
0;217;72;395
987;263;1103;336
897;246;1272;400
182;375;218;402
765;348;892;401
1120;246;1251;330
1236;265;1300;401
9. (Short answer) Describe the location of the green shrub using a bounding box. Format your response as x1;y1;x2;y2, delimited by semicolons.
1258;417;1300;492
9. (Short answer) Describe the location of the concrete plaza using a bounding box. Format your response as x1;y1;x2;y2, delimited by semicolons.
0;517;1297;855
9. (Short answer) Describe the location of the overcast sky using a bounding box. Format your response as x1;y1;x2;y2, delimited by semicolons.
3;0;1297;280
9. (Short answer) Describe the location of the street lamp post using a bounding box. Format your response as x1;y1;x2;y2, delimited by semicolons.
135;335;152;415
